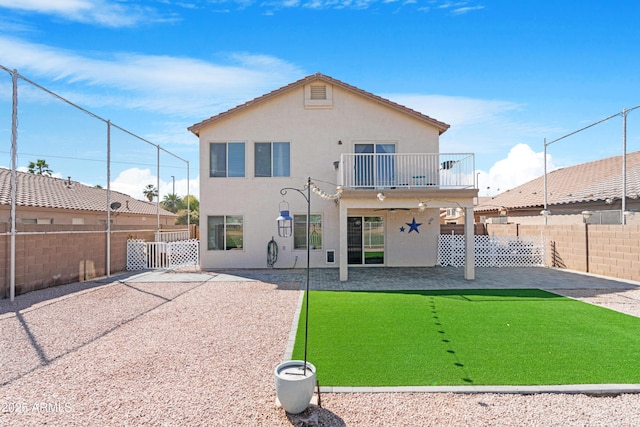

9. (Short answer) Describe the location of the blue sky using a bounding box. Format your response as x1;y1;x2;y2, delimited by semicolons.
1;0;639;199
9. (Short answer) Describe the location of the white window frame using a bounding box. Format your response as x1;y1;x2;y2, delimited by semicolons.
254;142;290;178
209;142;245;178
207;215;244;251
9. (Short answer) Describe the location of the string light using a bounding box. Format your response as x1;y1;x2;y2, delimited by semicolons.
309;181;342;200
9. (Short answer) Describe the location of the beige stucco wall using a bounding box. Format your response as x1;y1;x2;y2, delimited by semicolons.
382;208;440;266
197;80;446;269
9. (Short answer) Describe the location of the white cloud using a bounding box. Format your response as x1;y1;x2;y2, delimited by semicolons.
110;168;155;200
0;0;485;18
386;93;522;126
257;0;482;11
451;5;484;14
0;36;304;118
383;93;561;174
433;1;484;15
10;165;63;179
0;0;167;27
476;143;555;196
382;94;557;196
110;167;199;200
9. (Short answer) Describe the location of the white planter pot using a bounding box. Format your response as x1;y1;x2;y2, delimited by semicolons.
274;360;316;414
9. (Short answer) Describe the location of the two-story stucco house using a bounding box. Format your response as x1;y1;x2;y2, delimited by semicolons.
189;73;478;280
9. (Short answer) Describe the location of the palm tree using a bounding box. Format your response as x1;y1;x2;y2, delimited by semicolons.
160;193;183;213
143;184;158;202
27;159;53;176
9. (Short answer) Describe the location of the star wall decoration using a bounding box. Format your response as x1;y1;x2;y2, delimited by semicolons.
406;217;422;234
399;226;405;232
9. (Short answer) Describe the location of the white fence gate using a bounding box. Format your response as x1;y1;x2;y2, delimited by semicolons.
127;239;199;271
438;234;545;267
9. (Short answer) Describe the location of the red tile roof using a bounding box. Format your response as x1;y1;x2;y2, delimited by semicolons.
476;150;640;212
0;168;176;216
188;72;450;135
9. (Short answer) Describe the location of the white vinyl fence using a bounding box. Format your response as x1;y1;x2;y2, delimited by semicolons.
127;239;199;270
438;234;545;267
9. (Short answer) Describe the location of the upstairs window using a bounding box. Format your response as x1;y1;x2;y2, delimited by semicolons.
210;142;245;177
255;142;290;177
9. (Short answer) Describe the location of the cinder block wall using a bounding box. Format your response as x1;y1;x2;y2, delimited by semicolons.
486;223;640;283
0;224;185;298
586;225;640;281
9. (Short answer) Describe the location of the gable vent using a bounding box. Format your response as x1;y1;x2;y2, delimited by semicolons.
305;83;333;109
310;85;327;100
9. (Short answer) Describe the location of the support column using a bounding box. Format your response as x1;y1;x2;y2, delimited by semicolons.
464;206;475;280
339;202;348;281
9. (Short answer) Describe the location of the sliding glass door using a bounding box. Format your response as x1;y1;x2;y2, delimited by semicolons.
348;216;385;265
354;143;395;188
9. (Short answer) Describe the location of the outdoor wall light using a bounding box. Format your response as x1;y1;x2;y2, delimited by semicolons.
377;192;386;202
277;201;293;238
540;209;551;216
418;201;427;212
499;207;508;216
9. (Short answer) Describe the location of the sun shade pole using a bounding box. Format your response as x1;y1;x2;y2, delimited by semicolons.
304;176;311;374
9;69;18;301
106;120;112;277
157;146;161;231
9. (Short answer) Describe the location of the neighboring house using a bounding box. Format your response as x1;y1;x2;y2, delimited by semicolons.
0;168;177;226
475;151;640;225
1;168;179;298
441;207;465;224
189;73;478;280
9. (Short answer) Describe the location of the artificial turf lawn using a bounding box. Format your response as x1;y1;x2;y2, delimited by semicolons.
291;289;640;386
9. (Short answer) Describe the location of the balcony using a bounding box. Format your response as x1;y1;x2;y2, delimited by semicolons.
339;153;475;190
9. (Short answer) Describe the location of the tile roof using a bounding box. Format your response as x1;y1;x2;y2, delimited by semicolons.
188;72;450;135
0;168;176;216
476;150;640;212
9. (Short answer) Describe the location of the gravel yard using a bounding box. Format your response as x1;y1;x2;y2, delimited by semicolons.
2;270;640;426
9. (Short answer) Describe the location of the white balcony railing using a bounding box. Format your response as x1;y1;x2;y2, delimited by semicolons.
339;153;475;189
